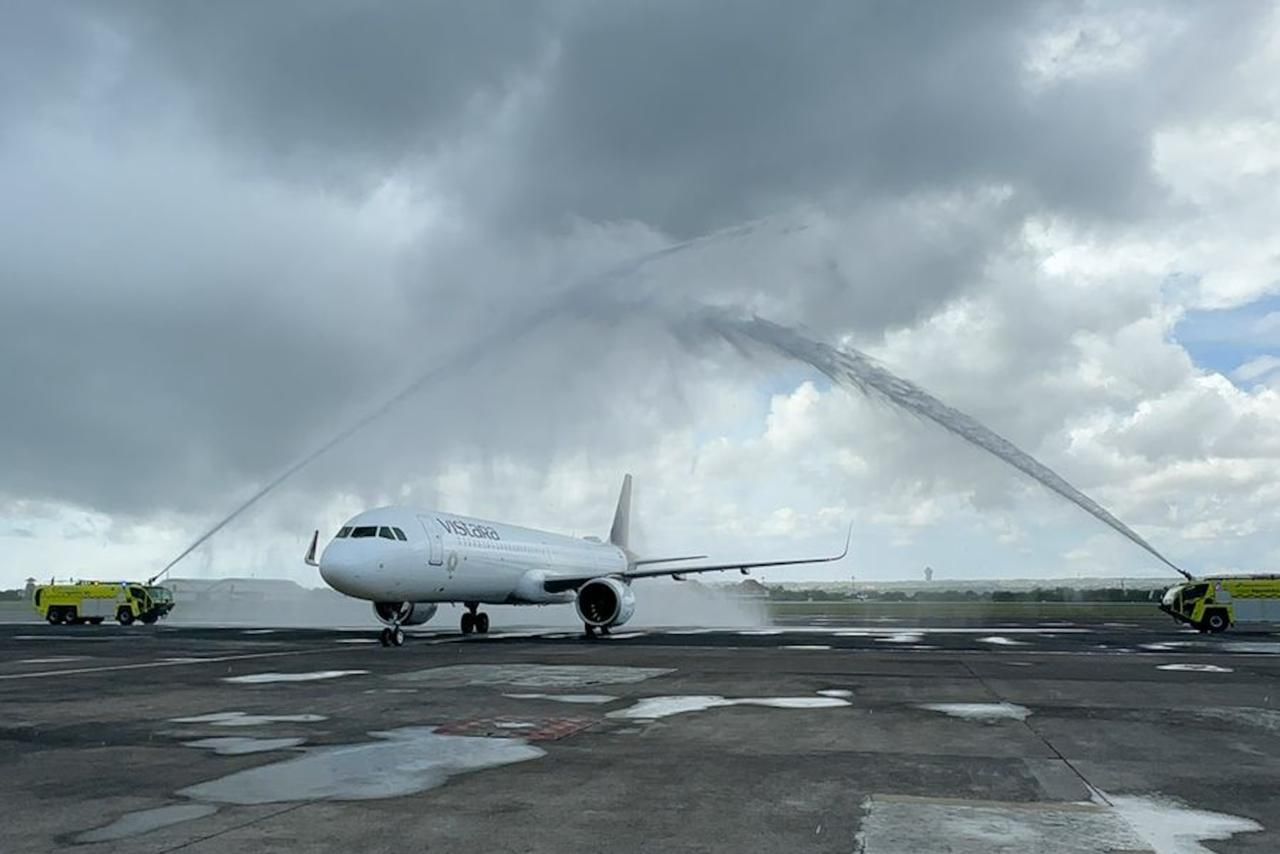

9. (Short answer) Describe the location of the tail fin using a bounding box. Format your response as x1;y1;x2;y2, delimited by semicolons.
609;474;632;549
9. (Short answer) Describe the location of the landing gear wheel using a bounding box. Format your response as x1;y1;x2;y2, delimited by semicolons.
461;612;475;634
599;625;611;636
391;627;405;647
475;613;490;634
583;624;597;639
117;608;134;626
1205;611;1229;634
380;628;392;647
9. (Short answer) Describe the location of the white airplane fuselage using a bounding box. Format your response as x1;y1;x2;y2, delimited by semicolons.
319;506;625;606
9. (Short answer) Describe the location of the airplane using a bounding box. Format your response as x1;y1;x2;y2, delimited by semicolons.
306;474;849;646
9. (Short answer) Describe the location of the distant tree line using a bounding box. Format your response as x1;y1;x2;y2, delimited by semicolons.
767;586;1166;603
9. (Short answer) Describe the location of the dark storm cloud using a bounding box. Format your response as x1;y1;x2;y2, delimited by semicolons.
0;0;1270;524
90;1;564;183
39;1;1261;235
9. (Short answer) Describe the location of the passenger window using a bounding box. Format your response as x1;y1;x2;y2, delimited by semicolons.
351;526;377;538
393;528;407;541
336;527;352;539
378;527;396;540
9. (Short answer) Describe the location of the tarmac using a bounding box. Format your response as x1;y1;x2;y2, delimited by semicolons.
2;615;1279;853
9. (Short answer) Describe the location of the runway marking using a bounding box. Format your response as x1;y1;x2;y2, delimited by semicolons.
505;692;618;704
1157;663;1234;673
169;712;327;726
0;647;337;681
977;636;1028;646
781;644;833;650
222;669;368;684
390;664;674;688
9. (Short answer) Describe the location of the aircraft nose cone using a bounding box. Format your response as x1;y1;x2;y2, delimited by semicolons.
319;546;362;596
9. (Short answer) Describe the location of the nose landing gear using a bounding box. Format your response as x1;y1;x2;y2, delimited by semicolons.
379;626;405;647
461;602;490;635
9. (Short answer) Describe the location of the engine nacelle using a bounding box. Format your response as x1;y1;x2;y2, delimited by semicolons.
373;601;438;627
575;577;636;628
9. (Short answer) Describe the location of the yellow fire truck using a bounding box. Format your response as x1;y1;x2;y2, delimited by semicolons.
1160;575;1280;633
33;581;175;625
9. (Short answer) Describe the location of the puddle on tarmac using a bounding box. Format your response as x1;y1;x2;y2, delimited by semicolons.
817;689;854;698
918;703;1031;722
607;694;850;720
82;728;544;842
504;693;618;704
856;790;1261;854
241;629;276;635
168;712;327;727
75;804;219;843
1157;664;1233;673
183;737;306;755
390;664;673;688
737;629;785;636
782;644;832;650
179;727;545;804
1106;792;1262;854
223;670;369;684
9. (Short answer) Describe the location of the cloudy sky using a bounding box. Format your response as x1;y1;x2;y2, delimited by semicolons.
3;1;1279;589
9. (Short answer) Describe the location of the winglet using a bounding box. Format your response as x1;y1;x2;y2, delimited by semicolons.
609;474;632;549
304;530;320;567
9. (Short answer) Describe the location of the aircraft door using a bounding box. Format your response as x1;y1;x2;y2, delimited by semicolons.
418;516;445;566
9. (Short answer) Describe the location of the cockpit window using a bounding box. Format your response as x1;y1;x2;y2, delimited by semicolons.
378;526;396;540
336;527;352;539
393;527;407;541
351;526;377;538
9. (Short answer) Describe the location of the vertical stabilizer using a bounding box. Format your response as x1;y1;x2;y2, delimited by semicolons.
609;474;632;549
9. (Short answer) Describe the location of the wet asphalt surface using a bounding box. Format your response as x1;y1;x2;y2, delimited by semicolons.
3;616;1279;853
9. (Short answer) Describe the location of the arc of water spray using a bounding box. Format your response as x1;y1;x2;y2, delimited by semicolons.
148;218;788;583
695;310;1192;580
152;215;1189;584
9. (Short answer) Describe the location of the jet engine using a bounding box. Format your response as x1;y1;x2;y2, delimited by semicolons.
373;601;438;627
575;577;636;628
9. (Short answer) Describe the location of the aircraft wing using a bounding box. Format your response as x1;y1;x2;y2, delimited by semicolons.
543;525;850;593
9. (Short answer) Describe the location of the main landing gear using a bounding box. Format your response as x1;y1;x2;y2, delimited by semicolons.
460;602;490;635
582;624;611;640
379;626;405;647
